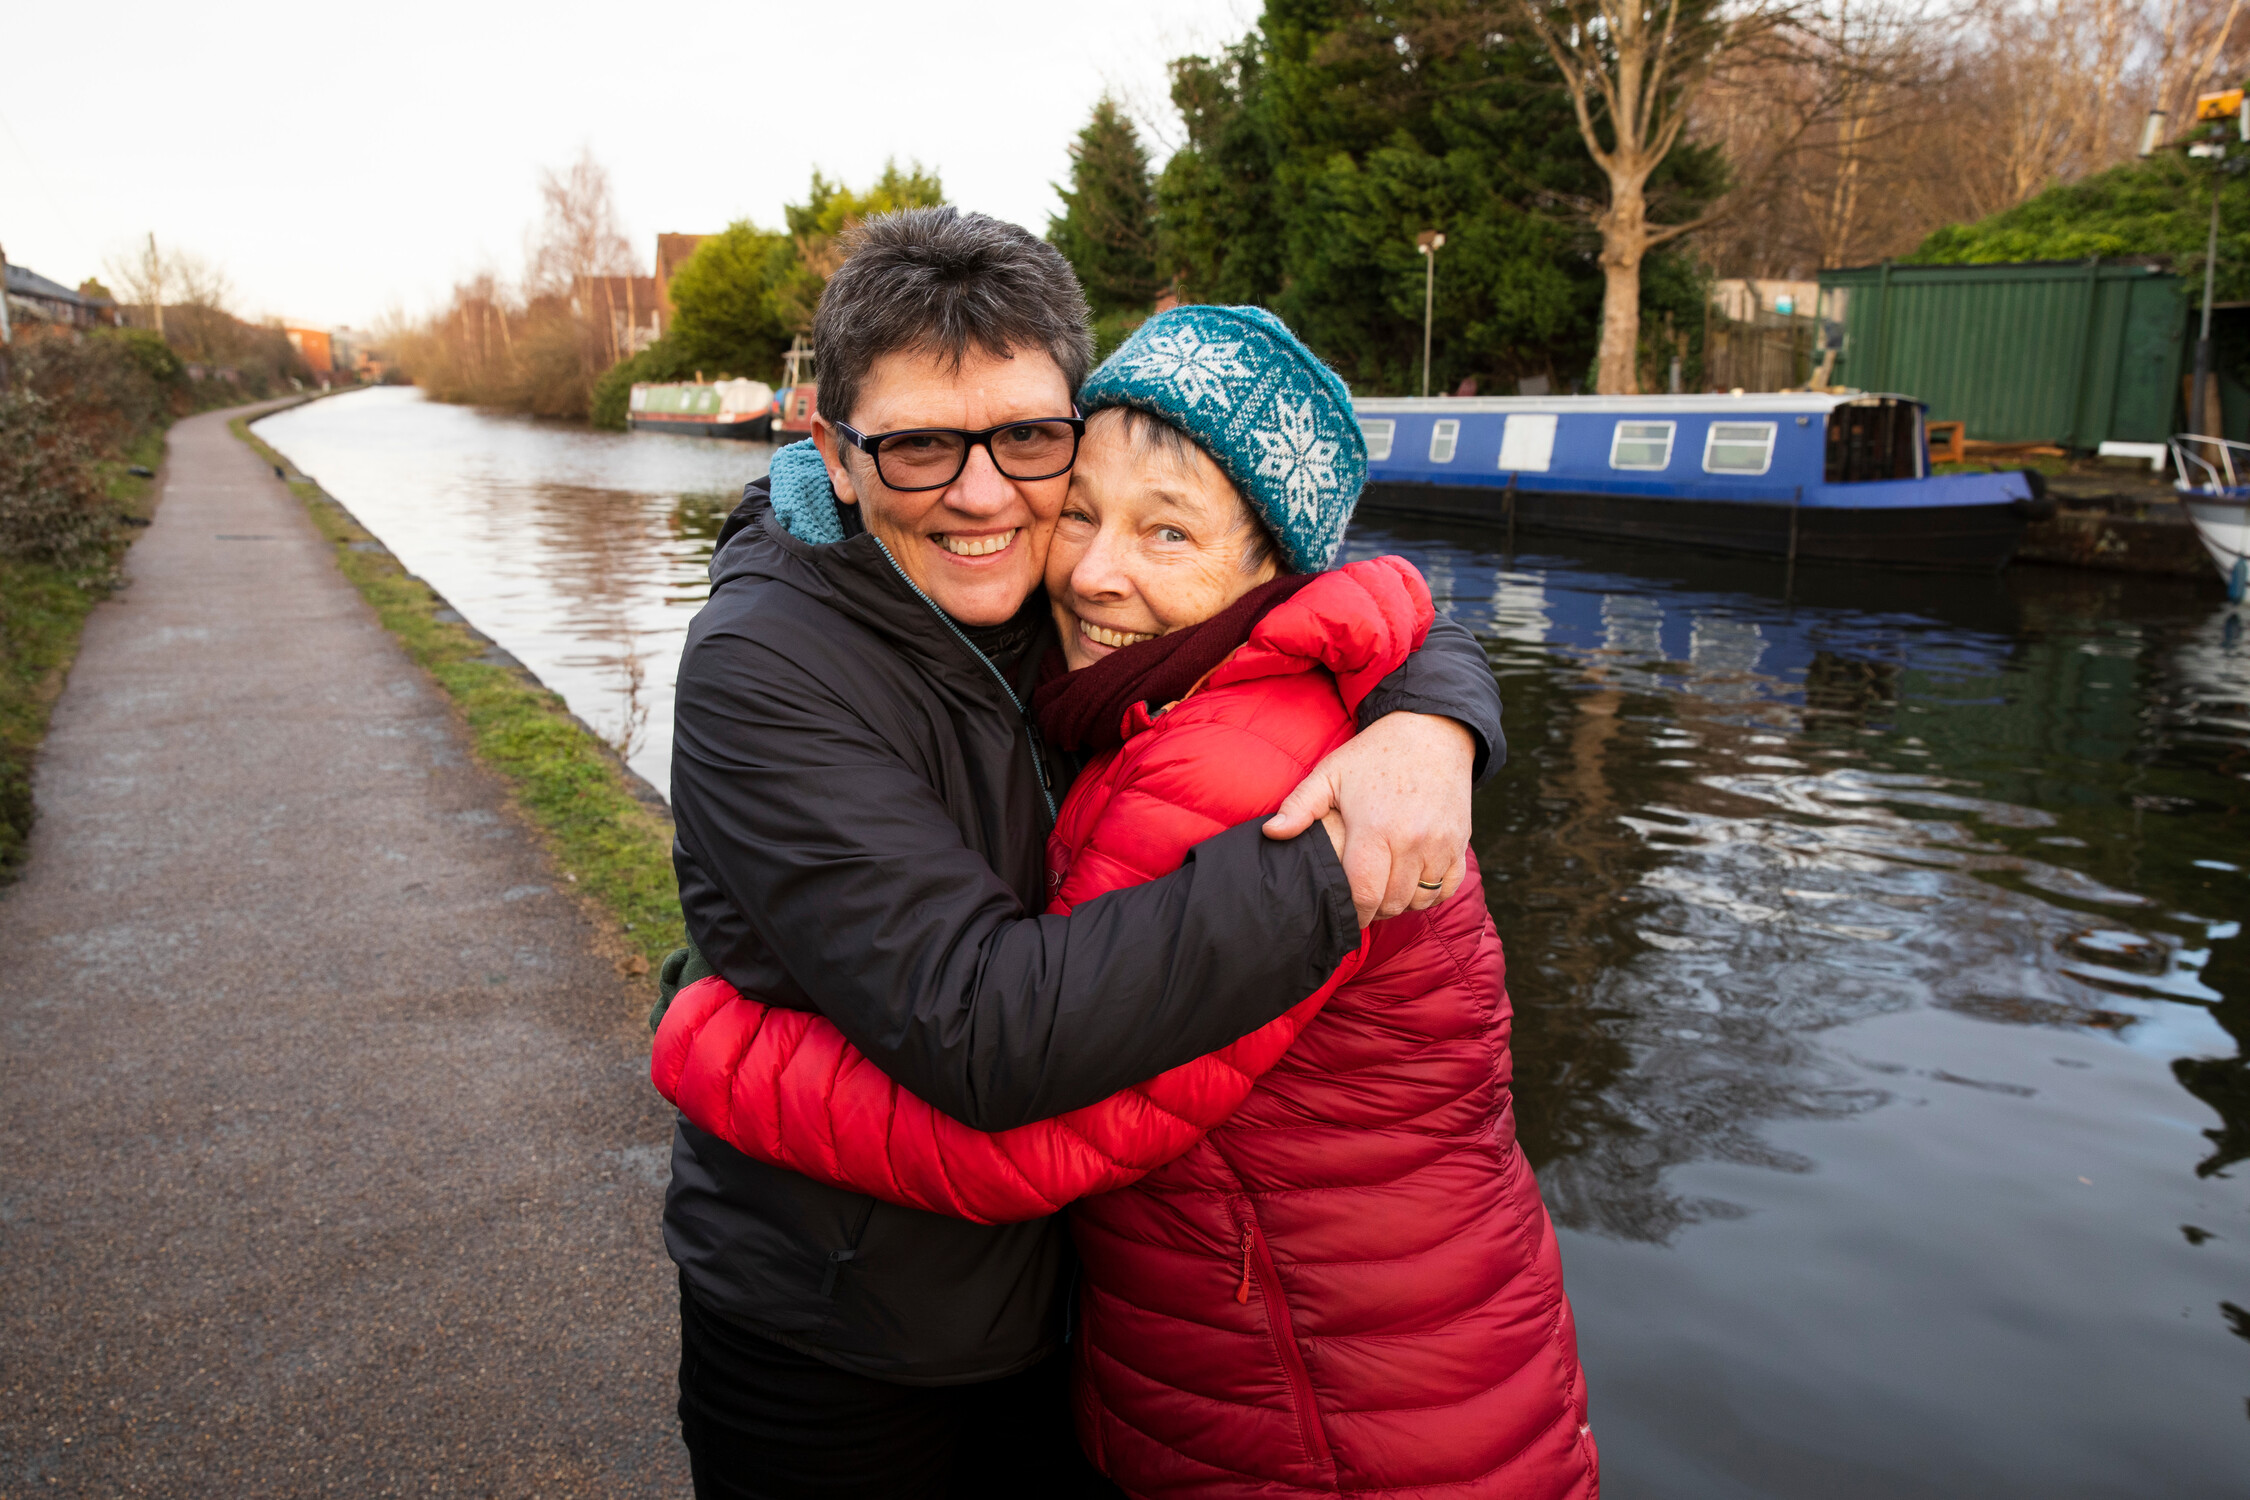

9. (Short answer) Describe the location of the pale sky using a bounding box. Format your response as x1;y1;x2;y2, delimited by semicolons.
3;0;1257;331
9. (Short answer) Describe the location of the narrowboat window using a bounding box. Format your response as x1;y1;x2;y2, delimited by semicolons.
1497;413;1557;472
1611;420;1675;470
629;387;647;411
1359;418;1396;461
1429;419;1460;463
1704;421;1776;475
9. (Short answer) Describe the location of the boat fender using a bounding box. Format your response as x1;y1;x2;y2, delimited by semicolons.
2011;467;2056;521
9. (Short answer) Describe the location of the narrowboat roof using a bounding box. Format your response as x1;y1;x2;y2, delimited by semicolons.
1351;392;1919;416
628;378;772;417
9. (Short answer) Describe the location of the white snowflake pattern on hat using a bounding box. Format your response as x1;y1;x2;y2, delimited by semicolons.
1249;396;1342;527
1119;325;1254;410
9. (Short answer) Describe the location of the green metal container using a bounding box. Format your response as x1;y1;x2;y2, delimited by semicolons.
1818;260;2188;448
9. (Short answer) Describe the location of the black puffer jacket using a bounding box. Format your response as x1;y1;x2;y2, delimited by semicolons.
665;481;1504;1385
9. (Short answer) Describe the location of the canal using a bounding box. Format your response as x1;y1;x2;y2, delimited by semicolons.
258;388;2250;1496
256;387;765;795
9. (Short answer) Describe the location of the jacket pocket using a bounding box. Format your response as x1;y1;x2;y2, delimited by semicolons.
820;1198;879;1298
1230;1196;1333;1471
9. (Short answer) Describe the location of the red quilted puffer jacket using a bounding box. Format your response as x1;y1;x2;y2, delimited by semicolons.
653;558;1597;1499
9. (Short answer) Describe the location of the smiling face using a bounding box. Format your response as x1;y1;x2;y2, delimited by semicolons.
812;343;1077;626
1049;408;1282;671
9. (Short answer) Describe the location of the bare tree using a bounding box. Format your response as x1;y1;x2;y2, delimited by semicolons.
2150;0;2250;142
171;250;233;312
526;147;638;296
104;233;173;336
1949;0;2140;215
523;147;639;375
1690;0;2248;289
1516;0;1804;393
162;250;239;364
1692;0;1956;276
1792;3;1943;267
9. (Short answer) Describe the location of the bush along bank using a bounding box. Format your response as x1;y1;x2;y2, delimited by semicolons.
228;416;683;980
0;334;187;878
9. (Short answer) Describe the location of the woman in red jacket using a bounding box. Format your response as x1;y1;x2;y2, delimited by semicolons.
656;308;1596;1499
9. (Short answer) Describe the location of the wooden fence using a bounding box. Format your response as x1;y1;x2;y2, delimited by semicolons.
1703;313;1818;393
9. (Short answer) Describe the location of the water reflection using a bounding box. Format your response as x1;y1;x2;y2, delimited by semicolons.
254;387;767;794
1344;520;2250;1492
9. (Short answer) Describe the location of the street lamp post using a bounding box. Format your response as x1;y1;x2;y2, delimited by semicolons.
1417;230;1445;398
2197;165;2222;434
2186;91;2249;434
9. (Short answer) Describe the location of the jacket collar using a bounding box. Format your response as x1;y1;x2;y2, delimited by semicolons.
711;476;1049;693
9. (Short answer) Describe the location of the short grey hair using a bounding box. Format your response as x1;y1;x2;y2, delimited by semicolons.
1095;407;1285;575
813;208;1094;429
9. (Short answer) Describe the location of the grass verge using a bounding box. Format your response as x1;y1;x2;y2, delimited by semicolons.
1;430;165;880
230;415;682;977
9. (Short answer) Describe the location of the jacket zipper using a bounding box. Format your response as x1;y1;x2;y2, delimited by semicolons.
1230;1197;1333;1469
871;536;1058;827
820;1198;879;1297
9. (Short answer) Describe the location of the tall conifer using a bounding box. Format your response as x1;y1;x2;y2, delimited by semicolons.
1049;99;1162;317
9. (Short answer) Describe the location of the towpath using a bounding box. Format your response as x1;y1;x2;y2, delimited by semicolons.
0;402;689;1496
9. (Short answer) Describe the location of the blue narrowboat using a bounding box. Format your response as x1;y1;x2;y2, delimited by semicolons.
1351;393;2046;570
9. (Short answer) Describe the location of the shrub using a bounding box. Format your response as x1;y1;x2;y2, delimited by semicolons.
0;333;172;563
0;388;108;563
14;334;166;451
99;327;187;387
590;338;699;430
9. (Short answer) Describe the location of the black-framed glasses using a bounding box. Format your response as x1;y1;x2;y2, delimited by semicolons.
833;414;1085;492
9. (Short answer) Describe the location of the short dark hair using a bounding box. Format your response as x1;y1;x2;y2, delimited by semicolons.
1096;407;1285;575
813;208;1094;429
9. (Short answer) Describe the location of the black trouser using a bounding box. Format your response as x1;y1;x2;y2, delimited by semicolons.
677;1273;1123;1500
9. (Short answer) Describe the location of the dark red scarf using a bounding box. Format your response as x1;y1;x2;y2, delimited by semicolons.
1033;574;1313;755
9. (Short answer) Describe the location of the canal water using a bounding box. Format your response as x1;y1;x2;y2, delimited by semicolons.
261;389;2250;1495
255;387;764;795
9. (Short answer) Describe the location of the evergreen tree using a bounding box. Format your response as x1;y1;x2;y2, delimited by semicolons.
1049;98;1162;317
1157;41;1285;311
666;221;799;378
1153;1;1721;396
774;162;947;333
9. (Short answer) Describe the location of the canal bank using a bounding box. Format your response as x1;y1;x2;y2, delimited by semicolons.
0;402;689;1494
2016;461;2218;578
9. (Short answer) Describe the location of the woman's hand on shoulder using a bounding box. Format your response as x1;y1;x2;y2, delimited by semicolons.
1264;711;1472;925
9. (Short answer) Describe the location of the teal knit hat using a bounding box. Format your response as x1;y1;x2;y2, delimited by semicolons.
1078;305;1365;573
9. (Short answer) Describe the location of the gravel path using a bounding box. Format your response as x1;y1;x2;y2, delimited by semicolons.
0;402;689;1496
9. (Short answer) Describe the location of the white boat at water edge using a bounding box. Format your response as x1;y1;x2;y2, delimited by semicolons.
2168;435;2250;602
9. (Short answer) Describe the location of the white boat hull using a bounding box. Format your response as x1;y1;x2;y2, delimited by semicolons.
2182;495;2250;599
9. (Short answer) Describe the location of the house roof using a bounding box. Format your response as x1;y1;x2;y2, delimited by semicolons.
5;263;109;308
655;233;707;282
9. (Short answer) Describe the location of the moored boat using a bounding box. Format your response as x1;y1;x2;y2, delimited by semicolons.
1352;392;2044;570
628;378;774;440
773;335;818;442
2168;434;2250;602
